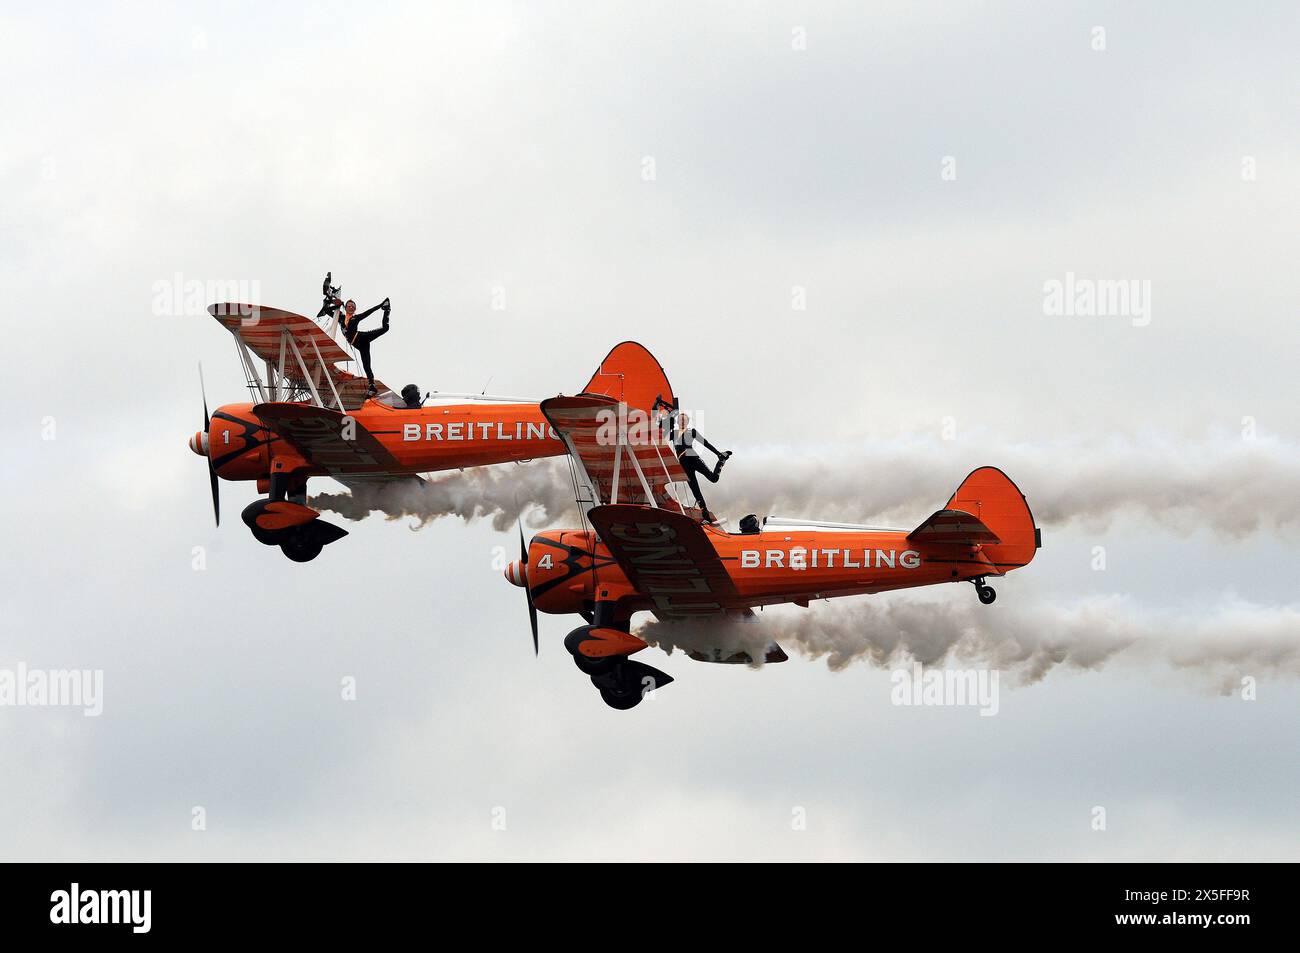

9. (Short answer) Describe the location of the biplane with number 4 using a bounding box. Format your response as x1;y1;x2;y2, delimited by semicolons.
188;303;673;561
503;395;1042;710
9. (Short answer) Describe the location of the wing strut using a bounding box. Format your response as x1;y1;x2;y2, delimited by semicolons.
623;430;656;503
232;330;269;403
610;442;621;505
276;331;288;401
285;331;325;408
310;337;345;410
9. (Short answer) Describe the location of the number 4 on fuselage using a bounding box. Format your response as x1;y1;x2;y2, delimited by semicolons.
504;388;1042;711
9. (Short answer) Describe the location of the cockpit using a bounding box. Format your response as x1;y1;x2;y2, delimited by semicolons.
379;384;425;409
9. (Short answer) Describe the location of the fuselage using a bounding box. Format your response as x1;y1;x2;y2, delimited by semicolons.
503;464;1038;708
522;523;995;620
195;398;566;484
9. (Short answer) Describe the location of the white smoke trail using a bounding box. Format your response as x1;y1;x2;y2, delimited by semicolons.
309;433;1300;538
637;594;1300;693
716;433;1300;538
310;460;578;532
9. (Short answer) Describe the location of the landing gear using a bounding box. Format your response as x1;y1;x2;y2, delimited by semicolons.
589;662;672;710
280;528;324;563
241;498;348;561
972;577;997;605
573;654;614;675
597;682;644;710
565;625;614;674
564;624;673;709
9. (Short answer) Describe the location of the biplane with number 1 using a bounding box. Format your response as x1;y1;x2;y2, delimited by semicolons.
188;303;673;561
503;395;1042;710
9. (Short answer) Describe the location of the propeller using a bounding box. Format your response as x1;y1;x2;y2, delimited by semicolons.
199;364;219;526
519;519;539;654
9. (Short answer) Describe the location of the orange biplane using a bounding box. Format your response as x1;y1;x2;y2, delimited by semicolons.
505;394;1042;709
189;303;672;561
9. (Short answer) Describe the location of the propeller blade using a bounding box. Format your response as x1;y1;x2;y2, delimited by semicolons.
199;364;218;526
529;595;539;656
519;518;538;654
209;463;220;527
198;363;210;429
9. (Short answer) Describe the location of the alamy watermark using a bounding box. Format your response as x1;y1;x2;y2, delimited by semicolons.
0;662;103;716
891;662;1000;716
151;272;260;319
594;402;707;447
50;884;150;934
1043;271;1151;326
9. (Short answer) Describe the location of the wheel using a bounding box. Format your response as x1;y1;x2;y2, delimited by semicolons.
977;584;996;605
250;525;282;546
573;653;615;675
281;534;323;562
598;686;643;710
242;500;284;546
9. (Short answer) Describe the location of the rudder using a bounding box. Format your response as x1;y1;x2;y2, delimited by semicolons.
581;342;674;413
945;467;1040;571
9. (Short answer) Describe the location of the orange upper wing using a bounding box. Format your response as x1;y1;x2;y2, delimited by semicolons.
587;503;739;619
541;395;698;515
208;303;384;408
209;303;351;363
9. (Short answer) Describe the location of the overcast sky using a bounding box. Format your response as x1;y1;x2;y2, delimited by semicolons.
2;1;1297;860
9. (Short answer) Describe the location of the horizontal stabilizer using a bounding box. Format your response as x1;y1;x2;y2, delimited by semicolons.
908;508;1000;545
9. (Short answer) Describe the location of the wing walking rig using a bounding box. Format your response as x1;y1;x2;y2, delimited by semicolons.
209;303;382;411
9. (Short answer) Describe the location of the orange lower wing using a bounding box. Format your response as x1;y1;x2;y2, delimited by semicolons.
587;503;740;619
253;402;404;477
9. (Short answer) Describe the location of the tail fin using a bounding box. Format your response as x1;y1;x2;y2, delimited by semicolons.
581;342;674;413
944;466;1040;571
